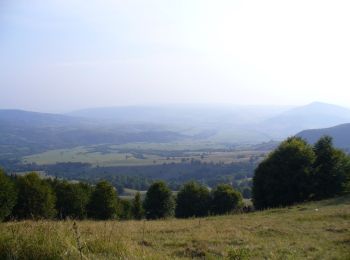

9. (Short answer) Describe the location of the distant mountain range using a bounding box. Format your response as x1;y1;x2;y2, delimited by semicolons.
297;123;350;151
1;102;349;159
258;102;350;138
70;102;350;141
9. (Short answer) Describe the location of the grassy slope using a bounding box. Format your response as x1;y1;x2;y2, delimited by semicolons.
1;196;349;259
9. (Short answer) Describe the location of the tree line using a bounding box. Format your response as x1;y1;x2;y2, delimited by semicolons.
0;170;243;222
5;159;254;198
2;135;347;222
252;136;350;209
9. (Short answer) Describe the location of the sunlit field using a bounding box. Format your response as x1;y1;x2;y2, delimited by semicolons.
1;195;349;259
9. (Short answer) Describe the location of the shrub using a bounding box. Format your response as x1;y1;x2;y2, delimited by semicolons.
211;184;242;215
175;181;211;218
143;181;174;219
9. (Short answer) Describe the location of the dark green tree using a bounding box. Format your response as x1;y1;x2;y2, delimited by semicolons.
252;137;315;209
0;169;17;221
13;172;56;219
51;180;92;219
175;181;211;218
118;198;133;220
88;180;118;220
143;181;174;219
211;184;242;215
132;192;144;220
313;136;350;199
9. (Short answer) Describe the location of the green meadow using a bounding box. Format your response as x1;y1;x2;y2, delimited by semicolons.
1;195;349;259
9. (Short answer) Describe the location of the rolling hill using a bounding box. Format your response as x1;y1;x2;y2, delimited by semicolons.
297;123;350;151
259;102;350;138
0;110;186;160
1;102;349;161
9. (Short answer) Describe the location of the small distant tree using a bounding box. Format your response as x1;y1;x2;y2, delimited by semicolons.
143;181;174;219
211;184;242;215
88;181;118;220
13;172;56;219
252;137;315;209
0;169;17;221
313;136;350;199
132;192;144;220
175;181;211;218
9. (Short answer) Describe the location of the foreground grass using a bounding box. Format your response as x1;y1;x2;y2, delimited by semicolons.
1;196;349;259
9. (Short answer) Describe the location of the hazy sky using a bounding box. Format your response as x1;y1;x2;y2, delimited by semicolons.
1;0;350;112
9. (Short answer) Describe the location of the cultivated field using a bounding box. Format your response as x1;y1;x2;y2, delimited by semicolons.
22;143;267;167
1;195;349;259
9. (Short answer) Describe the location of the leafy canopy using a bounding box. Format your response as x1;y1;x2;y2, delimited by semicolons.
175;181;211;218
143;181;174;219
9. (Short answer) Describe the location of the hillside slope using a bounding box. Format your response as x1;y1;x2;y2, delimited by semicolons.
260;102;350;138
1;195;349;259
0;110;186;160
297;123;350;151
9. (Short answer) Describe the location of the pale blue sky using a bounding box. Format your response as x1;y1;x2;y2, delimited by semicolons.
1;0;350;112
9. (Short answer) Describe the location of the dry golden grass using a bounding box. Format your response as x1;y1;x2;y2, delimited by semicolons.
1;195;349;259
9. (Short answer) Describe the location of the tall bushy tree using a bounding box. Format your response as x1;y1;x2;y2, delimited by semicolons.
175;181;211;218
51;180;92;219
143;181;174;219
13;172;56;219
211;184;242;215
252;137;315;209
313;136;350;198
88;181;118;220
132;192;144;220
0;169;17;221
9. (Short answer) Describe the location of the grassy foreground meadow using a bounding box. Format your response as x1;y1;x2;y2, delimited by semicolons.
1;196;349;260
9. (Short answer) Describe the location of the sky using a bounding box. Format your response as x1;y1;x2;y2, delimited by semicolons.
1;0;350;112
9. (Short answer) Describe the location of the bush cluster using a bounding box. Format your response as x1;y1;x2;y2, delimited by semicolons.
252;136;350;209
144;181;243;219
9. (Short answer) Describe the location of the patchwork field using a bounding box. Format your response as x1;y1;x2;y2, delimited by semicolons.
1;195;349;259
22;143;267;167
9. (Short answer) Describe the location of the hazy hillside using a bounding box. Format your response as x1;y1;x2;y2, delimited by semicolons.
0;110;186;159
71;103;350;141
69;105;290;143
1;102;349;160
259;102;350;138
0;106;287;161
68;105;289;125
297;123;350;151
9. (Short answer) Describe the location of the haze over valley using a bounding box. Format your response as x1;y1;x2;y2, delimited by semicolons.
1;1;350;259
